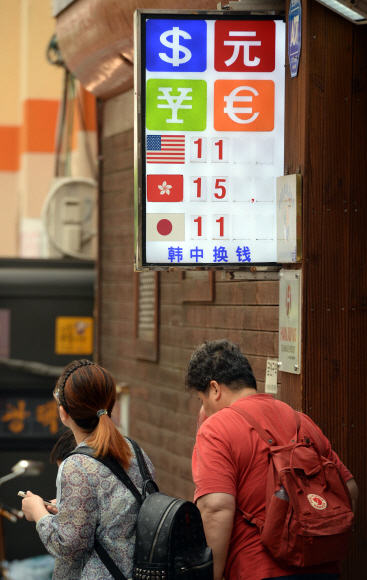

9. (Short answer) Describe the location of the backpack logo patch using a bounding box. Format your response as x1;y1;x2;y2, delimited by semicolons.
307;494;327;510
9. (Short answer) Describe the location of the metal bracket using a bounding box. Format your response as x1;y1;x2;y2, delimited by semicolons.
221;266;281;281
218;0;285;14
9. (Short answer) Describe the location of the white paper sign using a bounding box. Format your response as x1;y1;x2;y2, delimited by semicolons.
265;358;278;394
276;174;302;263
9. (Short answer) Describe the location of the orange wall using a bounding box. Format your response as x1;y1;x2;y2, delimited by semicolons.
20;99;60;154
0;127;20;171
0;1;96;257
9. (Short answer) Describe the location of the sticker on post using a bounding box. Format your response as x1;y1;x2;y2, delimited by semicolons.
265;359;278;394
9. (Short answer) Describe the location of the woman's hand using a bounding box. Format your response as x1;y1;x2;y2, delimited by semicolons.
22;491;49;522
47;499;58;514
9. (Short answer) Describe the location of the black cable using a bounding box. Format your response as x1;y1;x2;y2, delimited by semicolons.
46;34;64;67
55;68;69;177
76;85;98;180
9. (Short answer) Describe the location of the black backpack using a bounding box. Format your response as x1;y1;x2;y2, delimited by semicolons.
67;439;213;580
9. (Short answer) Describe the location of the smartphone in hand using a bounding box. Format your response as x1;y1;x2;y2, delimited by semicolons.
18;491;54;507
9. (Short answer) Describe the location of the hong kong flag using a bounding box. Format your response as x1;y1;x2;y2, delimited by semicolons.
147;175;184;202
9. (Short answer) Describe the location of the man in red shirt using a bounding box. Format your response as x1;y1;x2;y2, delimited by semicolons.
185;339;358;580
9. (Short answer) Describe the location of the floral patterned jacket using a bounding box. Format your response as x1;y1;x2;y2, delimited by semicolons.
36;440;155;579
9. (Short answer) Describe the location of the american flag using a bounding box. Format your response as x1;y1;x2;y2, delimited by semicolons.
146;135;185;164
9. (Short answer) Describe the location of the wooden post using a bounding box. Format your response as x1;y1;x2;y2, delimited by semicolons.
283;1;367;577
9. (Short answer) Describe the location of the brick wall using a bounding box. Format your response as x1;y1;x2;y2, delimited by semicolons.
99;91;279;499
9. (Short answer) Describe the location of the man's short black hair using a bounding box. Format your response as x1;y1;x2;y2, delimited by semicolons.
185;339;257;393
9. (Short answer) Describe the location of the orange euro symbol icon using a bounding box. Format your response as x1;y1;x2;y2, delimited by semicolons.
214;80;274;132
224;86;259;124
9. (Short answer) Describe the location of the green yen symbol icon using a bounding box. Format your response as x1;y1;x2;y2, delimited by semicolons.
146;79;207;132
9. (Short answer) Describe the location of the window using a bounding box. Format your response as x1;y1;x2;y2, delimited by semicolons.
134;271;159;361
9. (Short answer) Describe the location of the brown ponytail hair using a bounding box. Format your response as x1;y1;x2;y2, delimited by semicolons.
55;359;132;469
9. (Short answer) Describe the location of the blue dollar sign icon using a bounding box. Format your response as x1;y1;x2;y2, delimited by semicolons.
159;27;192;66
146;19;207;73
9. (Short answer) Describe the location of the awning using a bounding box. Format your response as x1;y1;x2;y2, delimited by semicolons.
55;0;219;100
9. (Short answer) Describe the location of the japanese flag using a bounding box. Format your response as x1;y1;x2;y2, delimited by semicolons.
146;213;185;241
147;175;183;202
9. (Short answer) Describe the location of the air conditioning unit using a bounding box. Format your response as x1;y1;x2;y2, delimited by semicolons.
42;177;97;260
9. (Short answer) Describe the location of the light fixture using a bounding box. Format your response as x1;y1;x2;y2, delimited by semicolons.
315;0;367;23
11;460;44;476
0;460;44;486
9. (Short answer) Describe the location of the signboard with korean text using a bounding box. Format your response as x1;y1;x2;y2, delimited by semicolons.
279;269;301;374
0;395;60;440
135;10;286;269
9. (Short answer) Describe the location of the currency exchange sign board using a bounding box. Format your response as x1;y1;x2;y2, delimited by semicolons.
135;11;285;269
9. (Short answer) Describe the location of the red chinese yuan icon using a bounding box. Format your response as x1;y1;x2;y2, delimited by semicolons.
214;20;276;72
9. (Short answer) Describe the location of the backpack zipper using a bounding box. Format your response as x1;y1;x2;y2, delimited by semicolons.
149;499;182;562
179;561;212;573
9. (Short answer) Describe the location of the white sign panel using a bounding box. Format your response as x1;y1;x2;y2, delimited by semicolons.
135;12;286;269
279;269;301;374
276;174;302;263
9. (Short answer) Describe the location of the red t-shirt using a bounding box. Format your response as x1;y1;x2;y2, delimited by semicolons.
192;394;352;580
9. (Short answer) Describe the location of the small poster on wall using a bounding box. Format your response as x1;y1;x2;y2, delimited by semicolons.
279;269;302;374
276;174;302;263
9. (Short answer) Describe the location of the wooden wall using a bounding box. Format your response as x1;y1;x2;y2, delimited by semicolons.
284;1;367;577
98;93;280;499
97;2;366;575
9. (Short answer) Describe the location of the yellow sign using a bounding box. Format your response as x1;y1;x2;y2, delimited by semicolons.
55;317;94;355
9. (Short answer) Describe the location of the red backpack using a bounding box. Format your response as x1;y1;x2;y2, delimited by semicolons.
232;406;354;568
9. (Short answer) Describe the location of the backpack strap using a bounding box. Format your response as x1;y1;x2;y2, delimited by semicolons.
231;406;277;446
127;437;150;478
65;441;149;580
230;405;301;530
126;437;158;498
94;542;128;580
231;405;301;446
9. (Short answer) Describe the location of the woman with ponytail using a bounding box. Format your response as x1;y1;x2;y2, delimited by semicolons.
22;359;155;580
